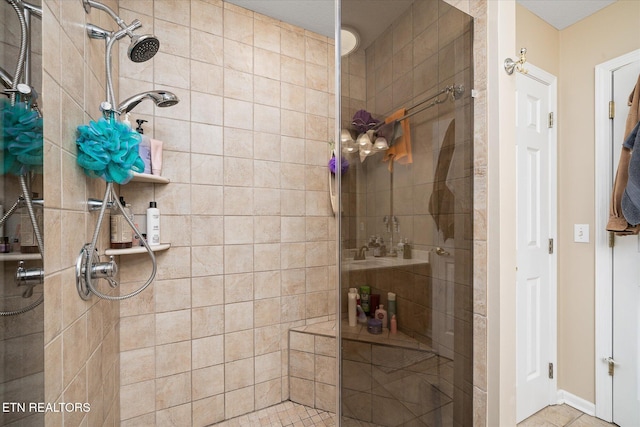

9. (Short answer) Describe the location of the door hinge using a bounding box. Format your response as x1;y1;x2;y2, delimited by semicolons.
609;231;615;248
548;112;554;128
548;238;554;254
605;357;616;376
609;101;615;119
548;362;554;379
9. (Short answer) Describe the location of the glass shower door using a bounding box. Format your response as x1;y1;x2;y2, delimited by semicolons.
339;0;474;425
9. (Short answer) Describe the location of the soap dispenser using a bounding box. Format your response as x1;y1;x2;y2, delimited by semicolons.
372;237;381;257
402;238;412;259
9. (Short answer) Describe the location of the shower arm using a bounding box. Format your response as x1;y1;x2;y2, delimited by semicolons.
83;0;130;32
103;21;142;108
0;66;13;89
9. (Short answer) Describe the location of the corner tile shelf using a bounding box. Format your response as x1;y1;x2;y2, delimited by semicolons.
131;172;170;184
104;243;171;256
0;253;41;262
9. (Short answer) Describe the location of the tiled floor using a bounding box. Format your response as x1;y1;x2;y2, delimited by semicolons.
212;399;615;427
518;404;616;427
211;401;336;427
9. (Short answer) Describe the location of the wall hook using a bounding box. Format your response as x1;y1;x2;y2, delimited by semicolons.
504;48;528;75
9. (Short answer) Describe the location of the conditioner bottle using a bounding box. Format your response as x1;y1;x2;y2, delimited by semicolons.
146;201;160;246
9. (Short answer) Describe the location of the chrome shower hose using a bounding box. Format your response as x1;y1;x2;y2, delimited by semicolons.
82;183;157;301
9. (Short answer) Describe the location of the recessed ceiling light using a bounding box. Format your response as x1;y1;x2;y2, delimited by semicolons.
341;27;360;57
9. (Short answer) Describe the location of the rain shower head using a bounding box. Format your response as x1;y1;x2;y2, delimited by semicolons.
83;0;159;62
117;91;179;114
128;34;160;63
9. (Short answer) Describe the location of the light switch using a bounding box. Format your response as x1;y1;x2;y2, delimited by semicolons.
574;224;589;243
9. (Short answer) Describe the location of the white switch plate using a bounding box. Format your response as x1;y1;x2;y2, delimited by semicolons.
574;224;589;243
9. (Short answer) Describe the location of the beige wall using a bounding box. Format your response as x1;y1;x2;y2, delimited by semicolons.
115;1;336;424
516;0;640;405
43;0;122;425
557;0;640;403
515;4;559;77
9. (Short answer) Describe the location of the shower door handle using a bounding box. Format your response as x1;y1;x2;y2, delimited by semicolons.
435;247;450;256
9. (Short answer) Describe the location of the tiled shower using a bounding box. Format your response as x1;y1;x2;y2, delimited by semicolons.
0;0;488;426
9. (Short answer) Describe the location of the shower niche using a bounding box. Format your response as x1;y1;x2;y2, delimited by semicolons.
339;0;474;425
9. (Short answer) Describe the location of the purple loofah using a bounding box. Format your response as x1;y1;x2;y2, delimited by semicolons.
329;155;349;175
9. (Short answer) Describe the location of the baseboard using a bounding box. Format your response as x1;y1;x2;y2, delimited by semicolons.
557;389;596;416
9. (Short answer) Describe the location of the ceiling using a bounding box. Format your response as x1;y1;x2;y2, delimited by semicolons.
518;0;617;30
226;0;619;53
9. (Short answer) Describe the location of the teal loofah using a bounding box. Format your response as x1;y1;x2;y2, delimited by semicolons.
76;117;144;184
0;98;44;175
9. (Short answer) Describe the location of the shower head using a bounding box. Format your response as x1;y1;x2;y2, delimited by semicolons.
128;34;160;63
117;90;179;114
83;0;159;62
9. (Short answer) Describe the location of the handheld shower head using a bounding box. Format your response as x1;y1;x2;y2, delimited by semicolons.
118;91;179;114
128;34;160;63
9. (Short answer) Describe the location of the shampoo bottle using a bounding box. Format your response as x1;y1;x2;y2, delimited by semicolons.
348;292;357;327
110;196;133;249
146;201;160;246
20;192;42;253
359;285;371;315
387;292;397;328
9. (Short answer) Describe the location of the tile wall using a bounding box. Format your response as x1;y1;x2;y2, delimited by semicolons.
1;1;44;425
31;0;491;425
114;1;337;425
289;327;337;413
42;0;122;425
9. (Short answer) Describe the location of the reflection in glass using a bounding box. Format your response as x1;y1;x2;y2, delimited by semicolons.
340;0;474;425
1;0;44;425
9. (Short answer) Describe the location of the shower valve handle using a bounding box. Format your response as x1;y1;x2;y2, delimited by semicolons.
15;260;44;287
91;256;118;281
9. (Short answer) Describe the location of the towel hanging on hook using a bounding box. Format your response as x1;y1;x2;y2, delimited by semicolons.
607;73;640;234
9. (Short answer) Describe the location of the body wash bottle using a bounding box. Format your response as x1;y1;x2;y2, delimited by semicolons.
375;304;388;328
146;201;160;246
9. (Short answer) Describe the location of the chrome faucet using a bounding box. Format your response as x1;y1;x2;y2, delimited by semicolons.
354;246;368;260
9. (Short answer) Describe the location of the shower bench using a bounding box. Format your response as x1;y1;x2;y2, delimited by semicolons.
288;319;439;415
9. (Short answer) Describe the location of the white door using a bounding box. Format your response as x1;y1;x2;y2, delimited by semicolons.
515;67;558;423
611;60;640;427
